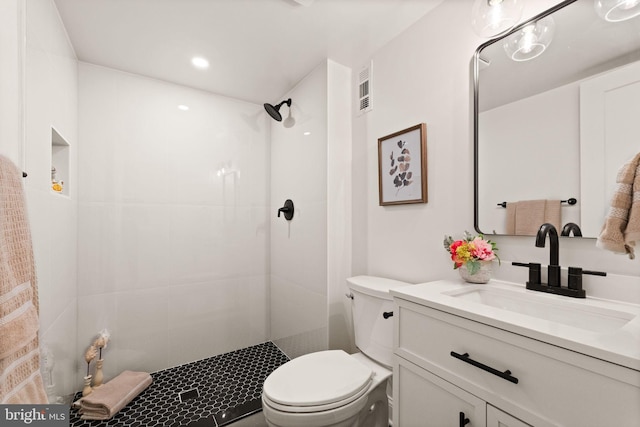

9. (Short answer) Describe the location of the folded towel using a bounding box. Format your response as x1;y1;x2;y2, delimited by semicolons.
505;199;561;236
597;152;640;259
73;370;152;420
0;155;47;404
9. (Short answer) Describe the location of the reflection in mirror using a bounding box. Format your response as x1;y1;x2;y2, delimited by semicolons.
474;0;640;238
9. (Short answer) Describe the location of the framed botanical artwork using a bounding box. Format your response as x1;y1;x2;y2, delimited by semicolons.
378;123;427;206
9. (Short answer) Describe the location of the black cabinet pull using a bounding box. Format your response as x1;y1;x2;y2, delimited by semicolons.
383;311;393;319
450;351;518;384
459;412;470;427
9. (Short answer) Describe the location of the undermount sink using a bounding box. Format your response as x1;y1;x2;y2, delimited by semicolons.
444;285;635;334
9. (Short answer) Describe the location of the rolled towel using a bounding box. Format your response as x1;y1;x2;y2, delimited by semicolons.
73;370;152;420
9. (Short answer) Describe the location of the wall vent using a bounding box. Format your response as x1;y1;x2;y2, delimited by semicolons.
357;62;373;115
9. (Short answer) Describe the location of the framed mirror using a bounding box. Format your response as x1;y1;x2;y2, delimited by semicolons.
473;0;640;238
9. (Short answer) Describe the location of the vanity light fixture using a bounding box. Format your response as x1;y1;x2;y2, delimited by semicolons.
503;16;555;62
471;0;524;38
594;0;640;22
191;56;209;69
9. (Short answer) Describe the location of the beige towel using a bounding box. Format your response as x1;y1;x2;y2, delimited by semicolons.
0;155;48;404
597;152;640;259
73;370;152;420
505;199;561;236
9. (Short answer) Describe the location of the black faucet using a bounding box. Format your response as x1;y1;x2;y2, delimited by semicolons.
561;222;582;237
512;222;606;298
535;223;560;287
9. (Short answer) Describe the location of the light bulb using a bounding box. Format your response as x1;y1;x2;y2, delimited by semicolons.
518;25;537;54
503;16;555;62
471;0;524;38
595;0;640;21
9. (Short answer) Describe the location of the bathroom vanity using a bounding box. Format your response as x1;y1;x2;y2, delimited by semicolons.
391;280;640;426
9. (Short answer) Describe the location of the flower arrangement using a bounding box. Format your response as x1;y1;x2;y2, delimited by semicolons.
443;232;499;275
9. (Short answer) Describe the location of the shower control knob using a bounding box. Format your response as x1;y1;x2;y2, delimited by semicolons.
277;199;294;220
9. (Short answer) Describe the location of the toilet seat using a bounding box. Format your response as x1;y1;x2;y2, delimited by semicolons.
262;350;374;413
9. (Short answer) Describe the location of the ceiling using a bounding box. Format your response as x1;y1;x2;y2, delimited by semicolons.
53;0;445;105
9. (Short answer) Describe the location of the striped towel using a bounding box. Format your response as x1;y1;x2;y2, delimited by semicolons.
597;152;640;260
0;155;47;404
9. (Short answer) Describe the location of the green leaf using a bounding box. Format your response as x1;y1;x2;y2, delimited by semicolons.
467;260;480;275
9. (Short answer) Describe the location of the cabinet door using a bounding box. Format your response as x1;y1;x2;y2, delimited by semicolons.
395;357;486;427
486;405;531;427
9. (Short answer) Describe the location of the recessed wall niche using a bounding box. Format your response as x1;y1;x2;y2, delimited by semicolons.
51;127;69;196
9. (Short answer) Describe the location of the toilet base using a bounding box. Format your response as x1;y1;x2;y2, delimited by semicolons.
354;380;389;427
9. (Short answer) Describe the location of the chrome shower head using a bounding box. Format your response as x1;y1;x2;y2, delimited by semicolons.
263;98;292;122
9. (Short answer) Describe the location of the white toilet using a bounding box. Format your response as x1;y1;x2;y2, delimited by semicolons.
261;275;410;427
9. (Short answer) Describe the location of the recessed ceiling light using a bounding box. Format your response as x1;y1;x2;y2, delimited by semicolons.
178;105;189;111
303;131;311;136
191;56;209;69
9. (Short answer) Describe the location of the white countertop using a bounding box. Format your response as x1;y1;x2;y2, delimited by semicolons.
391;279;640;371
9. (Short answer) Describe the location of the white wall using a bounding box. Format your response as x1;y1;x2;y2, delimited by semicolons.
353;0;640;298
76;63;271;379
24;0;78;401
270;60;352;358
0;0;24;163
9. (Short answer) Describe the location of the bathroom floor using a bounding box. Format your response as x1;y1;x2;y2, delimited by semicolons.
69;341;289;427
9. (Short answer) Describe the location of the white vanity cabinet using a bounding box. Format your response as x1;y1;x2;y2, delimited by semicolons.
392;290;640;427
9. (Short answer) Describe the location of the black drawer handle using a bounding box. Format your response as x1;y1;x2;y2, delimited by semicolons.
450;351;519;384
383;311;393;319
459;412;470;427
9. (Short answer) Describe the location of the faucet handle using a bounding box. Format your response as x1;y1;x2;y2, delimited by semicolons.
512;262;541;285
583;269;607;277
568;267;606;292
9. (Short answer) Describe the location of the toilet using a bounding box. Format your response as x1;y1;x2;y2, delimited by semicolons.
261;275;410;427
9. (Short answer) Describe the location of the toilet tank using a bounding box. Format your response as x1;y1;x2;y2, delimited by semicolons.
347;276;411;368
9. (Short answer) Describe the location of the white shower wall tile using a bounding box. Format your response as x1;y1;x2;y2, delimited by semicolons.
78;63;269;208
76;202;118;296
80;203;174;292
24;47;53;188
167;276;268;367
115;204;174;290
270;201;327;296
40;297;78;403
43;194;77;321
77;64;118;203
77;63;270;376
78;203;270;295
269;274;327;344
115;287;170;374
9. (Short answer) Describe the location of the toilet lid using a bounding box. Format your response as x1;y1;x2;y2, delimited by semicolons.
263;350;373;408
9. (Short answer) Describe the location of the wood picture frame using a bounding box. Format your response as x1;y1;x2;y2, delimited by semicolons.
378;123;427;206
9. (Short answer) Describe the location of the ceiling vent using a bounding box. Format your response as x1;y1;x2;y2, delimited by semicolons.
357;62;373;115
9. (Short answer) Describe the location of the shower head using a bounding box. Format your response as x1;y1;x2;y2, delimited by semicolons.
263;98;292;122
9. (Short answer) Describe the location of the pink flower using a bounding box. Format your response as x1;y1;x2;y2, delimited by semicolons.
470;237;495;261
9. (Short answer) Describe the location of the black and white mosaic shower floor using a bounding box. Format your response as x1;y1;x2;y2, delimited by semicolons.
69;341;289;427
